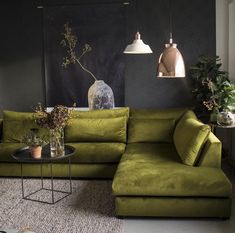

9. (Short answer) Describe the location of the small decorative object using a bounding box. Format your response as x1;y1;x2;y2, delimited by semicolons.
217;109;235;126
61;22;115;109
190;55;235;122
34;103;74;157
88;80;114;110
22;128;48;159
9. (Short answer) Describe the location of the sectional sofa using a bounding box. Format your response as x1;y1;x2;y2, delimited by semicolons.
0;108;232;218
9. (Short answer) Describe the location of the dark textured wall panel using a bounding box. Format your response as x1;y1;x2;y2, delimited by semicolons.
124;0;215;108
0;0;215;113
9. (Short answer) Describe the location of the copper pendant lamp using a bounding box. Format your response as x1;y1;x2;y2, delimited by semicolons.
123;0;152;54
157;0;186;78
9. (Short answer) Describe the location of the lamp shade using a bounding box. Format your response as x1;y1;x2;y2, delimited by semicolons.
123;32;153;54
157;42;185;78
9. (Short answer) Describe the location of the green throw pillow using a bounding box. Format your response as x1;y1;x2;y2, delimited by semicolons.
2;120;49;143
128;118;175;143
173;112;210;166
65;117;127;143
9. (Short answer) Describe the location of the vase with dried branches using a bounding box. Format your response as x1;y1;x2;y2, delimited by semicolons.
34;103;74;157
60;22;114;110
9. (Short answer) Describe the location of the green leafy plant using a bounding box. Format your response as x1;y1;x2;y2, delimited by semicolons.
22;128;48;147
189;55;235;114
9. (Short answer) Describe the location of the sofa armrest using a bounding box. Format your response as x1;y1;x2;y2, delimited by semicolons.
197;132;221;168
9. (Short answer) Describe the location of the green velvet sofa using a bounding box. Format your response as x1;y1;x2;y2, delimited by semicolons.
0;108;232;218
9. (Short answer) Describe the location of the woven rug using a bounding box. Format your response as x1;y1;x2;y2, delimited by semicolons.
0;178;123;233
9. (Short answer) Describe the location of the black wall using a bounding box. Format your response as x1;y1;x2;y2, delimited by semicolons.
0;0;215;113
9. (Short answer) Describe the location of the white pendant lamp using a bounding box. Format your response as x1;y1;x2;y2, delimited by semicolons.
123;0;152;54
124;32;153;54
157;0;186;77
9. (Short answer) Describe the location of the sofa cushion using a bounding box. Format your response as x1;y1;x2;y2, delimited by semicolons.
112;143;232;197
2;120;48;143
65;117;127;143
66;143;126;163
0;143;25;162
2;110;49;143
71;108;129;118
128;118;175;143
173;111;210;166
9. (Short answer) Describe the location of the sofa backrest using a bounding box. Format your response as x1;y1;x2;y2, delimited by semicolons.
127;108;187;143
71;108;129;118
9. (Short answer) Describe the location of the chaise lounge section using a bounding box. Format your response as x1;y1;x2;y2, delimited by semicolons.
112;109;232;218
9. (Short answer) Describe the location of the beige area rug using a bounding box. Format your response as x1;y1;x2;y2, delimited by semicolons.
0;179;123;233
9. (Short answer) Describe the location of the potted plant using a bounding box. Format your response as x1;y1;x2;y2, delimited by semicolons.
22;128;48;159
189;55;235;124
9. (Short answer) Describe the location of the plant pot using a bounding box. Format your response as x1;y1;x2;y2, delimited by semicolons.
30;146;42;159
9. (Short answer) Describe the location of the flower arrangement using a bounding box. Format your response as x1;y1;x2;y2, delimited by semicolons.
34;103;74;157
60;22;97;81
34;103;74;130
190;55;235;114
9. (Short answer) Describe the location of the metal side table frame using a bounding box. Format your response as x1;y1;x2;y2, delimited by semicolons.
12;145;75;204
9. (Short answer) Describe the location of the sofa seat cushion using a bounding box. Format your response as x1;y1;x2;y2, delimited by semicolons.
0;143;25;162
66;143;126;163
112;143;232;198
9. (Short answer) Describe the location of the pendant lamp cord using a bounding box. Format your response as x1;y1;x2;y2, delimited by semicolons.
169;0;173;43
135;0;139;32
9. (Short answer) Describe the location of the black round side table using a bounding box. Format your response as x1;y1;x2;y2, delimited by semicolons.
12;145;75;204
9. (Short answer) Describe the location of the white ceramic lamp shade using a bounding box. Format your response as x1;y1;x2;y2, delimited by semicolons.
123;32;153;54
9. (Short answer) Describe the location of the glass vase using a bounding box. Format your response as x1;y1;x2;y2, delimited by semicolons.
88;80;115;110
50;128;65;157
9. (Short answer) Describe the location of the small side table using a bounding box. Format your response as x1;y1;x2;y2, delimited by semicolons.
210;123;235;161
11;145;75;204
